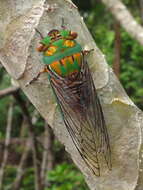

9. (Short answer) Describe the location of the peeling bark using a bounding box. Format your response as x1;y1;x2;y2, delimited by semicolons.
0;0;142;190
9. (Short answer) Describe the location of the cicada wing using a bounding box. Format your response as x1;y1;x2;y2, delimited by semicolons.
82;61;112;170
48;56;111;176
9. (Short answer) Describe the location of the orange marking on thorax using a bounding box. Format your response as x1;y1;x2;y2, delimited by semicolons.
45;46;57;56
64;40;75;47
50;60;62;75
50;52;82;76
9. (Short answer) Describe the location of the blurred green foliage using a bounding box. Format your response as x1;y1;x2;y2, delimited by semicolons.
0;0;143;189
3;166;34;190
3;164;88;190
3;166;17;190
0;70;11;135
46;163;88;190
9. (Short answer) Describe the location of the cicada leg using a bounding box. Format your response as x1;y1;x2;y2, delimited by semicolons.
26;66;49;86
35;28;44;39
82;49;94;56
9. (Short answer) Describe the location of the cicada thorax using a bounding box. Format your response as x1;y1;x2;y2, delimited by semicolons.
37;29;83;78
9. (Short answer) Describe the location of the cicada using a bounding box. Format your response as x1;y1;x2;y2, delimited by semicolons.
28;29;112;176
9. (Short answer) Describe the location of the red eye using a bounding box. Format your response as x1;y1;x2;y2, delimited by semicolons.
70;31;78;39
37;44;45;52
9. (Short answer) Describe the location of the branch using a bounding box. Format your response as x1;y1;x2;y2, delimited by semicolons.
12;110;39;190
0;136;45;147
13;92;43;190
41;123;54;187
0;1;142;190
101;0;143;45
0;137;26;145
0;103;13;190
11;139;32;190
0;86;19;99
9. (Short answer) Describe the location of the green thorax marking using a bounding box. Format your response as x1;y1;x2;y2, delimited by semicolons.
43;40;82;65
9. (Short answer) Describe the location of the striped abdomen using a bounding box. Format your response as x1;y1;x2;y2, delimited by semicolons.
49;52;82;77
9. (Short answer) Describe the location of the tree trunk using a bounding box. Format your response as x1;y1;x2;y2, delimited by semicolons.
112;21;121;78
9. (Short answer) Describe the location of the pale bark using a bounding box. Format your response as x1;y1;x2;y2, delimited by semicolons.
0;103;13;190
0;0;142;190
101;0;143;45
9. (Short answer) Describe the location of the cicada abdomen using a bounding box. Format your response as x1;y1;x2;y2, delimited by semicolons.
30;29;111;176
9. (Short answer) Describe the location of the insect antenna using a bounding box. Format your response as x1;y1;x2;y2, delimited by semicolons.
35;28;44;39
61;18;66;29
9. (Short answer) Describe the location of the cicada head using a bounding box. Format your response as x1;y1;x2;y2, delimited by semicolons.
48;29;78;41
37;29;78;52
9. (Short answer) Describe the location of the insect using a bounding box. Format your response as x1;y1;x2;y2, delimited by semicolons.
27;28;112;176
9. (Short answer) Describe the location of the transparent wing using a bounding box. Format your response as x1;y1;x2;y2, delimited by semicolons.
48;57;111;176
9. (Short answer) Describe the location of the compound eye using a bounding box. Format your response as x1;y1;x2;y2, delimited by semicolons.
70;31;77;39
37;44;45;52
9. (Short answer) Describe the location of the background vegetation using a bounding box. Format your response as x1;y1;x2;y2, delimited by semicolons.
0;0;143;189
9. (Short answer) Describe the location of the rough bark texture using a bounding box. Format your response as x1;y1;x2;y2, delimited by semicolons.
101;0;143;46
0;0;142;190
